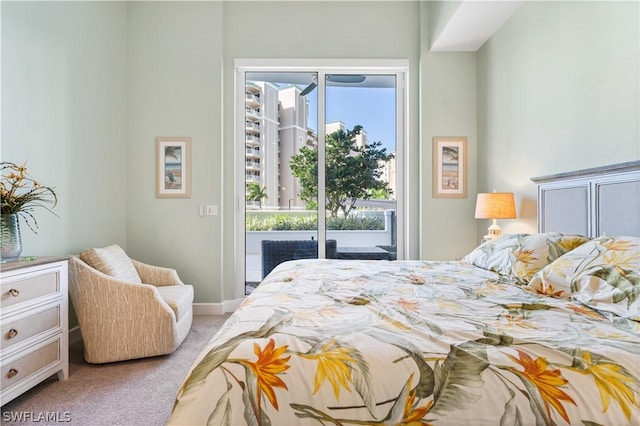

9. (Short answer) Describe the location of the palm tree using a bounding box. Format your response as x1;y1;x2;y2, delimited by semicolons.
442;146;459;163
165;146;180;160
246;183;268;208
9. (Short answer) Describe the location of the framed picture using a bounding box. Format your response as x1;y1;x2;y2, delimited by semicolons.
433;136;467;198
156;137;191;198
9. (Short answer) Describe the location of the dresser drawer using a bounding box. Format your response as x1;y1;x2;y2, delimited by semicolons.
1;339;60;392
1;305;61;351
1;269;61;309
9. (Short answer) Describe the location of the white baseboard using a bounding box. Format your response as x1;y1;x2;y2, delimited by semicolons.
193;299;244;316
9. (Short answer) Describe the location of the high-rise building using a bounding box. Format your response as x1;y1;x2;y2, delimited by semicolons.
244;82;393;210
245;82;314;210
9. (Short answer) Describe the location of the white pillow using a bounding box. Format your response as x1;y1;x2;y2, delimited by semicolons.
462;233;590;285
527;236;640;320
79;244;142;283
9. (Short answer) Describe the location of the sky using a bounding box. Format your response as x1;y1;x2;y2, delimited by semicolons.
306;85;397;154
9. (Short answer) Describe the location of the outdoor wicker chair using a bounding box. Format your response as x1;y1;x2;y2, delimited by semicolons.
261;239;337;279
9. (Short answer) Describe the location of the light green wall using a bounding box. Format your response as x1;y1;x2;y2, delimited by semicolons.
3;1;638;308
126;1;225;305
419;2;478;260
1;1;128;256
476;1;640;239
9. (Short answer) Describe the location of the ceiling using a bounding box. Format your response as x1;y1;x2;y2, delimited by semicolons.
245;1;526;89
430;1;525;52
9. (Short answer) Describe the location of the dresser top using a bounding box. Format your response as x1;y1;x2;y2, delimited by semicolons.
0;256;69;273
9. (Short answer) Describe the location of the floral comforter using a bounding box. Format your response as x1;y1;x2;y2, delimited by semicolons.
168;259;640;425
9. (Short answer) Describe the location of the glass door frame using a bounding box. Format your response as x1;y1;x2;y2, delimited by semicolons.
234;59;408;298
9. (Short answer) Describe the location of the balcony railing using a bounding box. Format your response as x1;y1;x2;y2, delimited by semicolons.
246;135;260;144
245;93;260;106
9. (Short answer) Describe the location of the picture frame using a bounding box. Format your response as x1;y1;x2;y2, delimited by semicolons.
433;136;467;198
156;137;191;198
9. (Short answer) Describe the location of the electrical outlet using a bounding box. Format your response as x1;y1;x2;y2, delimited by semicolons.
206;205;218;216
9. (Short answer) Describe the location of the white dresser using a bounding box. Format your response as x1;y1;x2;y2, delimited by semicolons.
0;257;68;406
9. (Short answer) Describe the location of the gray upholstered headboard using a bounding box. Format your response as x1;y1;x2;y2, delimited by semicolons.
531;161;640;238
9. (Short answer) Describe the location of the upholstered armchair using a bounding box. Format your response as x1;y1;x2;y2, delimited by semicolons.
68;245;193;364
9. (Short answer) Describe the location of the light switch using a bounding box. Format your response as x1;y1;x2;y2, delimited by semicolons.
206;205;218;216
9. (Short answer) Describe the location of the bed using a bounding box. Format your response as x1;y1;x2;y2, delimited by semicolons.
168;162;640;426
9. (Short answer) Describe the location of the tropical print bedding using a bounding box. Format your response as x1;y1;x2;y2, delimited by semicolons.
168;259;640;426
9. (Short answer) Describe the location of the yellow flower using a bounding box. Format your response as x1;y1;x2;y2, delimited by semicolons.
1;161;57;232
401;374;434;426
545;256;575;277
398;297;421;313
603;250;640;271
475;281;506;298
514;248;537;265
601;238;635;252
532;282;566;298
241;339;290;410
557;237;588;252
567;303;605;320
574;350;640;420
436;296;463;312
507;349;575;423
501;311;537;329
300;339;356;399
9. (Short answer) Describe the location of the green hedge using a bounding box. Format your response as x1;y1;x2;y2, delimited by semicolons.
245;214;384;231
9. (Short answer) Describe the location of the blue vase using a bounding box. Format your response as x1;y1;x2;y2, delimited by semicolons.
1;214;22;261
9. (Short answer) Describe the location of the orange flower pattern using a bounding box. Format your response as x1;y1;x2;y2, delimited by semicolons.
507;349;575;423
169;259;639;426
241;339;291;411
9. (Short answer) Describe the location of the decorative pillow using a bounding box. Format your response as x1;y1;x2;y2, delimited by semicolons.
79;244;142;283
527;235;640;320
462;233;590;284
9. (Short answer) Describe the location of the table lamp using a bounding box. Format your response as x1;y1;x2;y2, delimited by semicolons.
474;192;516;241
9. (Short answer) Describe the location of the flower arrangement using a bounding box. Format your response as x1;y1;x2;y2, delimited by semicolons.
1;161;58;233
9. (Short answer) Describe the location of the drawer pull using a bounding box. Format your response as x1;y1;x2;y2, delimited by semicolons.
8;288;20;297
7;368;18;378
7;328;18;338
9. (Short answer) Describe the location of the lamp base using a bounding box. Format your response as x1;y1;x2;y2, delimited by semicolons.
482;220;502;243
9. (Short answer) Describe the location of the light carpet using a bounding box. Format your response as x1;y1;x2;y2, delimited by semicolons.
1;314;231;426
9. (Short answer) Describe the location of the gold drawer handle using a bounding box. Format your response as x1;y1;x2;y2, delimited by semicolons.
8;288;20;297
7;328;18;338
7;368;18;379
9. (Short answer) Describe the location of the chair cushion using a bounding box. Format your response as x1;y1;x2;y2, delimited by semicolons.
156;284;194;322
79;244;142;284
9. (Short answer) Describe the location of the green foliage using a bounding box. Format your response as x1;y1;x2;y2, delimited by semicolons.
245;214;384;231
369;188;393;200
246;182;268;205
1;161;58;233
290;125;393;218
327;215;384;230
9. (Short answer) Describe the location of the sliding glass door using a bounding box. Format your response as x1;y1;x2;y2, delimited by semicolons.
323;74;397;261
237;62;405;296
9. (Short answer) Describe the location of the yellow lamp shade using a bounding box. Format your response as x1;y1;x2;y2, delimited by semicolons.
475;192;516;241
474;192;516;219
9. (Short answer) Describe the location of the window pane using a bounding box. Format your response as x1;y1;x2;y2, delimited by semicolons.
244;73;318;293
325;75;397;261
